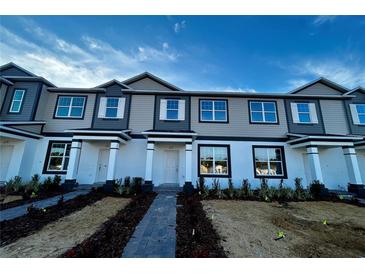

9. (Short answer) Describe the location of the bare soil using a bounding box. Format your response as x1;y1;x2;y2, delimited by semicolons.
0;197;130;258
203;200;365;258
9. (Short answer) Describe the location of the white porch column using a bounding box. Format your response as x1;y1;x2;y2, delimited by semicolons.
144;142;154;183
106;141;120;183
65;140;82;185
343;147;362;184
306;146;323;183
185;143;192;184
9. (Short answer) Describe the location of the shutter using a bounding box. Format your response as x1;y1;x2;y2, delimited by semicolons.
178;100;185;121
350;104;360;125
98;97;107;118
290;103;299;123
159;99;167;120
309;103;318;124
117;98;126;119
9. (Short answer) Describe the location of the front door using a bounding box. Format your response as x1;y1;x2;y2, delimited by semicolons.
96;149;109;182
164;150;179;184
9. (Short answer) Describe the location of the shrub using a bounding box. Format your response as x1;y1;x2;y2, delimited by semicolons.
258;178;269;201
293;177;309;201
223;178;235;199
241;179;253;200
41;175;61;193
309;180;325;199
5;176;23;194
53;175;62;186
131;177;143;194
197;177;208;199
277;179;294;202
27;204;46;219
23;175;41;199
113;178;125;195
210;179;223;199
124;176;131;188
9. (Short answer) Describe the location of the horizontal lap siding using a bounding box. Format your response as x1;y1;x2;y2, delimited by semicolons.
295;83;343;95
320;100;349;135
9;124;43;134
128;95;155;133
191;96;288;137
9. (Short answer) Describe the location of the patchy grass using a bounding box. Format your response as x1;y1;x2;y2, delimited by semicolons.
203;200;365;258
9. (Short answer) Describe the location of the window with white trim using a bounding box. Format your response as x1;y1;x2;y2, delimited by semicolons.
297;103;311;123
199;145;229;176
253;147;285;177
55;96;86;118
200;100;227;122
9;89;25;113
46;143;71;172
355;104;365;125
105;97;119;118
250;101;277;123
166;99;179;120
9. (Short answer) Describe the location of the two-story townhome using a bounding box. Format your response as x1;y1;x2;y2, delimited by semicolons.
0;62;364;194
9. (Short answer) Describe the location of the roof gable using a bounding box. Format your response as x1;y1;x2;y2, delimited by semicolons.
95;79;131;89
0;62;37;77
344;87;365;95
122;72;182;91
289;78;349;95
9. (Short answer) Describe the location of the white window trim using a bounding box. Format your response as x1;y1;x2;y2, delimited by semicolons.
199;146;229;176
55;96;86;118
200;100;228;122
249;101;278;123
47;143;70;172
165;99;180;121
105;97;120;119
9;89;25;113
254;147;284;177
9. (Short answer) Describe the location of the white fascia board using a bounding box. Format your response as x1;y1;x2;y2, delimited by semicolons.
287;135;363;144
0;126;43;139
72;135;126;143
148;137;193;143
65;129;131;140
0;121;46;125
142;131;197;136
290;141;355;149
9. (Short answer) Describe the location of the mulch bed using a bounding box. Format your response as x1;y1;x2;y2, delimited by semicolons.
0;189;72;211
61;193;157;258
176;193;227;258
0;190;106;247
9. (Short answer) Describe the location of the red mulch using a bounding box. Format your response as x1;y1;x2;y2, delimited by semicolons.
176;193;227;258
61;193;156;258
0;190;106;247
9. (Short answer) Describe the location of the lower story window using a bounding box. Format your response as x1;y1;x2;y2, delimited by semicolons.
199;145;230;176
253;146;286;178
46;142;71;172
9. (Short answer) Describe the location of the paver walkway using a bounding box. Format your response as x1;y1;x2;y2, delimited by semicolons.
0;189;90;222
122;190;178;258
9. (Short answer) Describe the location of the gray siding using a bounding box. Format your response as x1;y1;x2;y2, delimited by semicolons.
0;81;42;121
127;78;174;91
42;92;95;132
34;85;50;121
345;91;365;136
9;124;43;134
320;100;349;135
294;83;343;95
285;99;325;135
191;97;288;137
92;84;131;130
0;67;32;77
0;83;8;113
129;95;155;134
154;95;190;131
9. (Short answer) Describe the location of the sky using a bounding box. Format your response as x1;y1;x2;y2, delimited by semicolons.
0;16;365;92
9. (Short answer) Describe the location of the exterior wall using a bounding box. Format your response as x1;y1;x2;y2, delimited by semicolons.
191;96;288;137
357;150;365;183
9;124;43;134
154;95;190;131
320;100;349;135
0;83;8;113
92;84;131;130
34;85;50;120
293;83;343;96
127;78;175;91
285;98;325;135
0;81;42;121
128;95;155;134
0;67;32;77
344;91;365;135
41;92;96;133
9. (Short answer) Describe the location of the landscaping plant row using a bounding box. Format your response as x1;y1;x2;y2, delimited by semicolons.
0;174;69;210
0;189;107;246
61;192;156;258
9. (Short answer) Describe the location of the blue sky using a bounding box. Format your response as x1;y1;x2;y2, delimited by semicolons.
0;16;364;92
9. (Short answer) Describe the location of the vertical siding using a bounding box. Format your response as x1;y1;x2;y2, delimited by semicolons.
129;95;155;133
344;91;365;135
41;93;95;132
34;85;50;120
0;83;8;113
294;83;343;95
127;78;174;91
191;97;288;137
320;100;349;135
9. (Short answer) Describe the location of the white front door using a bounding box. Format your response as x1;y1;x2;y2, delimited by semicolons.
164;150;179;184
96;149;109;182
0;145;13;182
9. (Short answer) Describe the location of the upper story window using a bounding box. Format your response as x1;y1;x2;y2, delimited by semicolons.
290;102;318;124
199;145;230;177
159;99;185;121
200;100;228;122
55;96;86;118
9;89;25;113
249;101;278;123
253;146;286;178
98;97;125;119
46;142;71;172
350;103;365;125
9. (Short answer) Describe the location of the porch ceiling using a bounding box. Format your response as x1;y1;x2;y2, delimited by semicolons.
287;134;363;149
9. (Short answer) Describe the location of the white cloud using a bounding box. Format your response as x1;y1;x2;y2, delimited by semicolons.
174;20;186;33
287;79;309;90
208;86;258;93
313;16;337;26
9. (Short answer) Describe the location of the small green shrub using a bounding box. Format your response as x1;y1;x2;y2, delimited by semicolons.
277;179;294;202
113;178;125;195
223;178;235;199
293;177;309;201
131;177;143;194
197;177;208;199
309;180;325;199
5;176;23;194
210;179;223;199
124;176;131;188
259;178;269;201
241;179;253;199
23;175;41;199
41;175;61;193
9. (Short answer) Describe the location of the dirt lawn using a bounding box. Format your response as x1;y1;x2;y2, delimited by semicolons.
0;197;130;258
203;200;365;258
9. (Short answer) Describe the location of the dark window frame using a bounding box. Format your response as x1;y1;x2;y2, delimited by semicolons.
199;99;229;123
354;103;365;126
248;100;279;124
53;95;87;120
252;145;288;179
7;88;26;114
198;144;232;178
42;140;72;174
